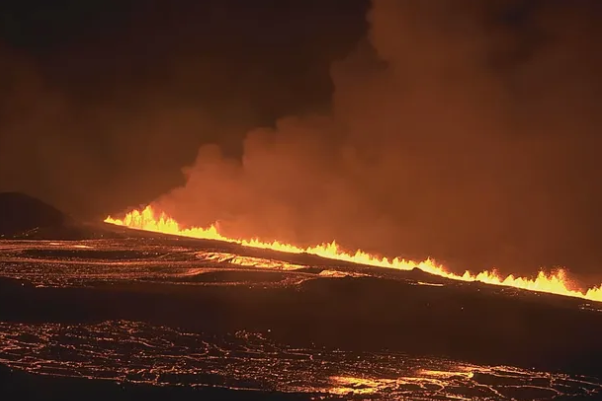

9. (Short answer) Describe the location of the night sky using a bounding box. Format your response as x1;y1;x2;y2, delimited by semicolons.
0;0;368;214
1;1;602;280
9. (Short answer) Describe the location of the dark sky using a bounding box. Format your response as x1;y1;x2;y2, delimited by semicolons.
1;0;602;282
0;0;368;215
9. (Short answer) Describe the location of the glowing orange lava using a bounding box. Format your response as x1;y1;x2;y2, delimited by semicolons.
105;206;602;303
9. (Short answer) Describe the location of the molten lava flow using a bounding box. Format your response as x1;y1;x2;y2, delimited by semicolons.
105;206;602;303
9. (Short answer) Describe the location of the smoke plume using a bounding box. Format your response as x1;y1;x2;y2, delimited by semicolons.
154;0;602;276
0;0;601;279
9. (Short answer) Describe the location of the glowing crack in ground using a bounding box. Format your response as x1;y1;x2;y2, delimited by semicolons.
0;320;599;400
1;239;601;399
0;239;438;288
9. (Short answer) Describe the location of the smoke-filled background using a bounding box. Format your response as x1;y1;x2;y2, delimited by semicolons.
1;0;601;279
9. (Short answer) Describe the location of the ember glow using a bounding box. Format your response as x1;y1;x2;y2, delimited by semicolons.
105;206;602;303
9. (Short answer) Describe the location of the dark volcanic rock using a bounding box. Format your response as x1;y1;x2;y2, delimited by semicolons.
0;192;70;236
0;364;315;401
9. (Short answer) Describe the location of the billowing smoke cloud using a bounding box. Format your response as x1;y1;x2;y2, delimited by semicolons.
154;0;602;277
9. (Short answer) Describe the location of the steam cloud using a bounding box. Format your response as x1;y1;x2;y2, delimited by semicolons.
2;0;602;278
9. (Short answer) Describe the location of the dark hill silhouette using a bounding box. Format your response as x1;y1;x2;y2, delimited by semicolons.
0;192;70;237
0;192;134;240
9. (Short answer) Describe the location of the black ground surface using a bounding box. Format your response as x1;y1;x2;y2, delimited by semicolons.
0;364;318;401
1;193;601;400
0;273;601;375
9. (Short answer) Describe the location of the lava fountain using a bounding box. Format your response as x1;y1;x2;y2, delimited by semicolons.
105;206;602;303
